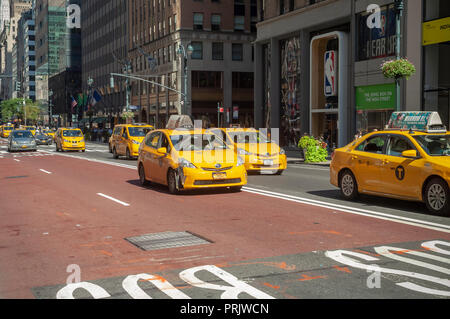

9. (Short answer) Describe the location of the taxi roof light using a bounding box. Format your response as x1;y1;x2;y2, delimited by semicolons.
166;115;194;130
387;111;447;133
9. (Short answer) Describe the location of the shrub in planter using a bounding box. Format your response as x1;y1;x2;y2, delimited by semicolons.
120;111;135;120
381;58;416;80
298;135;328;163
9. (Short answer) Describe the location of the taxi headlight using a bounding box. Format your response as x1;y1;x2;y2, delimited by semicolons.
280;148;286;155
132;140;140;145
238;148;251;156
236;156;244;167
64;139;70;143
179;158;196;169
12;141;18;145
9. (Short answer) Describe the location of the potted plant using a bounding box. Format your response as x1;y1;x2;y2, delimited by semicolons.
121;111;135;124
381;58;416;80
298;135;328;163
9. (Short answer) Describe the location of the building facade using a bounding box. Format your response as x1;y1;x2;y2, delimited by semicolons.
254;0;446;149
35;0;82;126
0;0;32;101
17;8;36;101
81;0;129;128
127;0;257;129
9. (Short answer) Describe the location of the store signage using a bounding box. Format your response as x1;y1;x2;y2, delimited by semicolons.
356;83;396;110
356;4;396;61
422;17;450;46
324;51;337;97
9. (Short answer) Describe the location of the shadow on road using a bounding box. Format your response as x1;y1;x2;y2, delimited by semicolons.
307;189;430;216
126;179;242;196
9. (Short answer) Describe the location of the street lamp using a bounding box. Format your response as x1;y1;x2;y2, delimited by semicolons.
48;89;53;127
394;0;404;112
177;43;194;116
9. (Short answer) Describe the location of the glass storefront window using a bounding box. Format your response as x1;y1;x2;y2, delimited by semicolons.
280;36;301;148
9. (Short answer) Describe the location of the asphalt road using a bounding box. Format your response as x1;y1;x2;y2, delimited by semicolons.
0;140;449;301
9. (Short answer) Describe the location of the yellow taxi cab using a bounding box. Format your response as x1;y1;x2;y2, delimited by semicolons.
137;116;247;194
43;129;56;139
213;127;287;175
330;112;450;216
22;126;37;136
1;125;14;138
54;128;86;152
111;124;154;159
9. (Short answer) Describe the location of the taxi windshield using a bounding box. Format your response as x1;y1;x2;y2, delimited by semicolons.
413;135;450;156
227;131;272;144
63;130;83;137
128;127;151;137
12;131;33;138
25;127;34;131
4;126;13;130
170;134;228;151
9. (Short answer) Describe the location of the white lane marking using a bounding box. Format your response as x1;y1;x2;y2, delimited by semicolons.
14;159;20;162
40;169;52;174
97;193;130;207
243;186;450;233
42;148;450;233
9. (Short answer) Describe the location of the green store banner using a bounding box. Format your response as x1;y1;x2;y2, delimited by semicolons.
356;83;396;110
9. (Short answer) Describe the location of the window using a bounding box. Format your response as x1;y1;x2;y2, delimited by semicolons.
192;71;222;88
212;42;223;60
356;135;387;154
234;16;245;31
190;42;203;59
232;43;243;61
387;136;415;157
146;132;161;148
211;14;221;31
193;13;204;30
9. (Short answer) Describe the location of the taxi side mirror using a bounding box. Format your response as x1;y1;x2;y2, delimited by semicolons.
402;150;420;159
157;147;167;154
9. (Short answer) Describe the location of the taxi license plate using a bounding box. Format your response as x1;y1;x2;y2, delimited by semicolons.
22;145;28;148
213;173;227;180
263;160;273;166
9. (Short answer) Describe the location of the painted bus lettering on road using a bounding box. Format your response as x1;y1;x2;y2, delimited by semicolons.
56;265;274;299
326;240;450;297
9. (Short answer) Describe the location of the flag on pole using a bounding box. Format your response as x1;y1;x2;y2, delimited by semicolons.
71;96;78;112
89;90;102;110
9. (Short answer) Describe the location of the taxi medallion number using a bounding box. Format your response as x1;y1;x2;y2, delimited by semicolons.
263;160;273;166
213;172;227;180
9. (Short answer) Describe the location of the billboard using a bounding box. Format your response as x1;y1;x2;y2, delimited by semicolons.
324;50;337;97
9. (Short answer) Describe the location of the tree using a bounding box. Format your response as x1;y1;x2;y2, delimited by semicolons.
1;98;41;124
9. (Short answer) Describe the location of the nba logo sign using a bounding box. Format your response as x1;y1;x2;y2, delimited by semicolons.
324;51;337;97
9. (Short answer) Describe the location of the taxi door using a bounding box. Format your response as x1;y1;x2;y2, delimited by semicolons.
152;132;173;184
349;134;387;193
380;135;425;199
118;127;129;155
141;131;161;182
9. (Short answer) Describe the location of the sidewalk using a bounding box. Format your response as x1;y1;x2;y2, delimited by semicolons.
286;150;331;167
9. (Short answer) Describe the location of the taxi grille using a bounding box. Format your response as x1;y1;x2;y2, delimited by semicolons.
201;166;233;172
194;178;241;185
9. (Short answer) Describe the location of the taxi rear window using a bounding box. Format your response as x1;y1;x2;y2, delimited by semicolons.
355;135;386;154
63;130;83;137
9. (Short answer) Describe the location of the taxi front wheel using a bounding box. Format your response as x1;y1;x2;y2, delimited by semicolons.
424;178;449;216
339;170;359;200
168;169;179;195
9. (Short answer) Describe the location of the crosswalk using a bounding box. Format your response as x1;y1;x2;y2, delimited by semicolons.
0;139;110;159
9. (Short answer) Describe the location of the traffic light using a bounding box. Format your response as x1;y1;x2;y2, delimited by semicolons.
15;81;20;92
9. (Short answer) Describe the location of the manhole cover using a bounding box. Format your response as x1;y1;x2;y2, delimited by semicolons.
125;231;212;251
